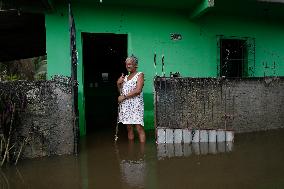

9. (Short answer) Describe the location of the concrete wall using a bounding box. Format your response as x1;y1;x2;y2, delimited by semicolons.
155;77;284;133
0;77;75;159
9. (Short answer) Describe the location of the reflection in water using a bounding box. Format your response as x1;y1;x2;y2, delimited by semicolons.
0;129;284;189
157;142;233;160
116;142;146;189
0;170;9;189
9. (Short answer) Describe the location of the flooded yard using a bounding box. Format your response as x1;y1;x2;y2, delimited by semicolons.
1;128;284;189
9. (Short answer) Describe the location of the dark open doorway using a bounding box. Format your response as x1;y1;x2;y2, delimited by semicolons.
82;33;127;133
220;39;247;77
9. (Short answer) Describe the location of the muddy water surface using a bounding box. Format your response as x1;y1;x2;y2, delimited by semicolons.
1;129;284;189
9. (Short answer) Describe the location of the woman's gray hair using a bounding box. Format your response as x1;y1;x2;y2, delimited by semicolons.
126;55;138;65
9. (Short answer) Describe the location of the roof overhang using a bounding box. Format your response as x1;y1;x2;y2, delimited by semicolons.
0;0;55;13
70;0;203;11
258;0;284;3
189;0;284;20
189;0;215;19
1;0;283;20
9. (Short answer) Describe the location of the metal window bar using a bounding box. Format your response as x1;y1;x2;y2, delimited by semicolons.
217;35;256;78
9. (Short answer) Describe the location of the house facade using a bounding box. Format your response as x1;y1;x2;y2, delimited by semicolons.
2;0;284;135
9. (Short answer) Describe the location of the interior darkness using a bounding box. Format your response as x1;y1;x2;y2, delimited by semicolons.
220;39;246;77
82;33;127;133
0;11;46;61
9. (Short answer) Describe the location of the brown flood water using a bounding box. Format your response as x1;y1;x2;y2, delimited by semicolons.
1;128;284;189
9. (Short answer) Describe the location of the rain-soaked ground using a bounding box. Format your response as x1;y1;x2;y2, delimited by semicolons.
1;128;284;189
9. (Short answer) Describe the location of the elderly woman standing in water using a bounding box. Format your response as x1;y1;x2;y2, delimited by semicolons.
117;56;146;143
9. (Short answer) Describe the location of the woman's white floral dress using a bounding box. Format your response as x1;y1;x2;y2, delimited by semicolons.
118;72;144;126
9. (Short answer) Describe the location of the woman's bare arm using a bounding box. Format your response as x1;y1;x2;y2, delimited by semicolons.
117;73;125;94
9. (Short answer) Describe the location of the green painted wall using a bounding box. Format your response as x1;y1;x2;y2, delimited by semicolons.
46;3;284;136
196;13;284;77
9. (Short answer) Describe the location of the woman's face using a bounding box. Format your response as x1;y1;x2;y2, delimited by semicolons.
125;58;137;73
